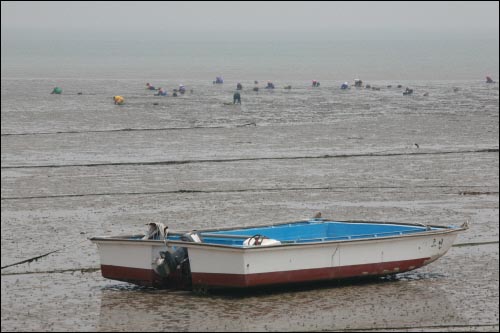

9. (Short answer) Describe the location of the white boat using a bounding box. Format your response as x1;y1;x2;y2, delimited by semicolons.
91;218;468;291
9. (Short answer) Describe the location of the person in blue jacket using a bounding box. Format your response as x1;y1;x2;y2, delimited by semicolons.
233;91;241;104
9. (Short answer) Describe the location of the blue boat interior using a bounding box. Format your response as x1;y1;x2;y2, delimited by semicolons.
161;219;450;247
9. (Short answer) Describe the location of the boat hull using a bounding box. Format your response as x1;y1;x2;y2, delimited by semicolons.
190;257;430;288
92;227;460;289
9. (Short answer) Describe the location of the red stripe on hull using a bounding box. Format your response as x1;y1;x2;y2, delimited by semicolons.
101;265;189;289
101;258;430;289
191;258;430;288
101;265;162;287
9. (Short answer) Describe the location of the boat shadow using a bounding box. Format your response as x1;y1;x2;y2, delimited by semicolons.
97;271;461;332
99;270;447;297
201;271;447;298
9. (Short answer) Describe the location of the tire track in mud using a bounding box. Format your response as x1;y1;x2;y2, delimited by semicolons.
0;123;257;137
1;148;498;170
1;186;497;201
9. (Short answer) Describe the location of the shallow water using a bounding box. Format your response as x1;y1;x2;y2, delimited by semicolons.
1;78;499;331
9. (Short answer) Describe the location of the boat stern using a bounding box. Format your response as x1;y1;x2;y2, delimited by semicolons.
91;237;173;288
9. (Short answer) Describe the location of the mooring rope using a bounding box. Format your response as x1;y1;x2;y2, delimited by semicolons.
1;239;88;270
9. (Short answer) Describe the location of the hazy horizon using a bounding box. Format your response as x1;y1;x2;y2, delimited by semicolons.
2;1;499;41
2;1;498;80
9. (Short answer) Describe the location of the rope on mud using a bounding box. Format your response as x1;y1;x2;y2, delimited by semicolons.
452;240;499;247
336;323;499;332
1;267;100;276
1;239;88;270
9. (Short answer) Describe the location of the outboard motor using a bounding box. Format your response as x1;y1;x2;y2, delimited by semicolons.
154;231;203;279
155;247;188;277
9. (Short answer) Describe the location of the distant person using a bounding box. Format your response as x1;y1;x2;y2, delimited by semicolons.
312;80;318;87
113;96;124;105
253;81;259;91
265;81;275;89
340;82;349;89
403;87;413;95
155;88;167;96
51;87;62;94
354;79;363;87
233;91;241;104
146;83;156;90
214;76;224;84
179;84;186;94
236;83;243;90
486;76;495;83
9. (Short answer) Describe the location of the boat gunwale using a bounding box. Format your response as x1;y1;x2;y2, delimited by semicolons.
90;219;467;250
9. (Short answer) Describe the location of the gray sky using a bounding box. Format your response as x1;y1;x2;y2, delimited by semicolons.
2;1;499;40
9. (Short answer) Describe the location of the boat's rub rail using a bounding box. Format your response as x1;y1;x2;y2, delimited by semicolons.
123;219;447;237
91;224;465;249
200;227;446;243
171;226;465;249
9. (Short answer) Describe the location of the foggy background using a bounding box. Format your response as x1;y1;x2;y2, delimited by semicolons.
2;1;499;41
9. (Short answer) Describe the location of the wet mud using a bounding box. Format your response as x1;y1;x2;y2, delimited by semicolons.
2;79;498;331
